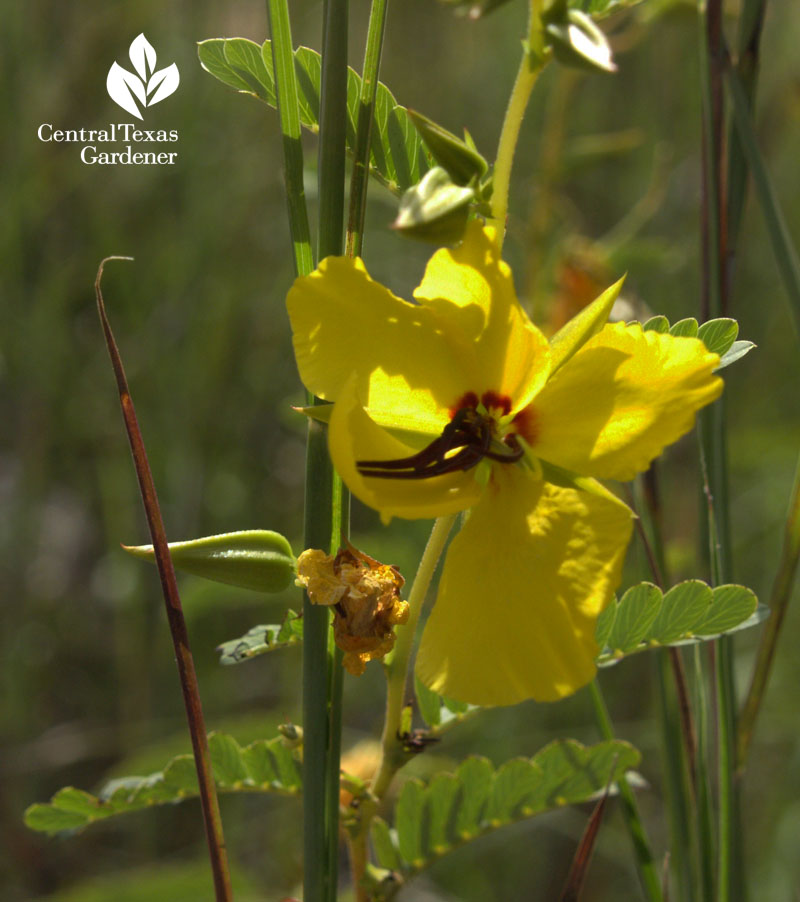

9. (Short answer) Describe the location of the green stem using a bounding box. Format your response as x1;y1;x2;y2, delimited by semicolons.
726;63;800;335
346;0;389;258
588;682;664;902
266;4;341;899
371;514;457;800
318;0;349;262
316;5;350;900
656;655;698;902
700;0;740;896
692;645;717;901
631;475;698;901
489;4;547;250
737;452;800;767
302;421;337;902
266;0;314;278
726;0;767;276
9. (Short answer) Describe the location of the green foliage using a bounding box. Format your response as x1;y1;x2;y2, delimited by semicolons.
24;733;302;836
42;861;261;902
370;740;639;883
641;315;755;369
596;580;766;665
217;609;304;664
123;529;296;594
570;0;648;18
198;38;430;194
440;0;645;20
414;676;476;732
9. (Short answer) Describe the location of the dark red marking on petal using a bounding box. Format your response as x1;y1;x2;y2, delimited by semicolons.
512;405;538;446
449;391;479;419
481;391;512;416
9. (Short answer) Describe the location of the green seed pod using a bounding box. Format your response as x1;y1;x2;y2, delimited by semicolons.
392;167;476;244
407;110;488;186
124;529;297;593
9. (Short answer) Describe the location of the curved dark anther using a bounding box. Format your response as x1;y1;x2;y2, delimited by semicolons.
357;407;522;479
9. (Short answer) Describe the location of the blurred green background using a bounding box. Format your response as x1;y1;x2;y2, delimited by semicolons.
3;0;800;899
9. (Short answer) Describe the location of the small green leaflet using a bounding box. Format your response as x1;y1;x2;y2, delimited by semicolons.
372;740;639;881
198;38;431;194
414;675;476;732
217;609;303;664
640;315;756;370
24;733;302;836
596;580;766;666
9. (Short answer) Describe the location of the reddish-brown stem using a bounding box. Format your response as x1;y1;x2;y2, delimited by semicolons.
95;259;233;902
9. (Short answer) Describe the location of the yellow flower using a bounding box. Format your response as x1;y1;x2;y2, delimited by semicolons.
287;222;722;705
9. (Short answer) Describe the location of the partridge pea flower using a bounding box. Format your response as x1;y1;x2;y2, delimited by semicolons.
287;223;722;706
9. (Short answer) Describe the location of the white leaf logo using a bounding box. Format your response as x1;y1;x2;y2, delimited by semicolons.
106;34;179;119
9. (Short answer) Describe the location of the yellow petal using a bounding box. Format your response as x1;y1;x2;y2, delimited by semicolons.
329;376;483;522
529;322;723;481
287;255;471;435
413;221;551;412
415;467;633;705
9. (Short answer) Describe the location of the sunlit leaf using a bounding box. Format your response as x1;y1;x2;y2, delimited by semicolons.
198;38;432;194
387;740;638;879
25;733;301;836
669;317;699;338
217;610;304;664
697;318;739;356
597;580;762;666
717;339;756;370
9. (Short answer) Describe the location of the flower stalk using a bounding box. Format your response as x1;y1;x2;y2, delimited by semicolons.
372;514;457;799
489;1;548;247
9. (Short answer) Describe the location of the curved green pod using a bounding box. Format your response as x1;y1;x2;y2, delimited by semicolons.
124;529;297;593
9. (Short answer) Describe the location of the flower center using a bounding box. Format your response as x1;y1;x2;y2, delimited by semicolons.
357;394;524;480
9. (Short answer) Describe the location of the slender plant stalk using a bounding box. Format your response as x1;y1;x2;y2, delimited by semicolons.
656;655;698;902
691;644;717;902
628;481;698;786
265;5;339;900
267;0;314;278
346;0;389;258
346;515;457;897
95;259;232;902
699;1;743;897
631;475;698;901
726;64;800;334
318;0;349;262
489;1;547;249
316;4;350;900
738;454;800;767
726;0;767;284
371;514;457;799
588;682;664;902
340;5;389;890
